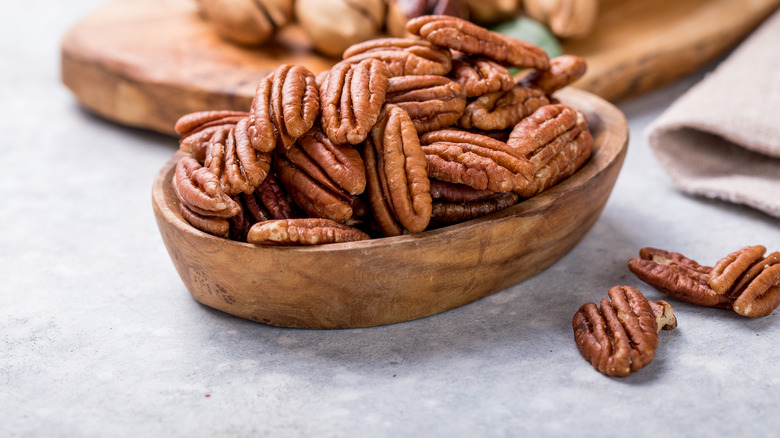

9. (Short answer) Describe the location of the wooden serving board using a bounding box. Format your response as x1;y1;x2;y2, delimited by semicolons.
61;0;779;136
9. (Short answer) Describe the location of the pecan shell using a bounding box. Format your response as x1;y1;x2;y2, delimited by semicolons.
176;110;248;162
321;59;390;145
420;129;533;192
449;55;514;98
385;75;467;133
368;105;433;234
458;86;550;131
342;38;453;77
247;218;370;246
203;118;272;196
274;155;353;223
519;55;587;96
573;285;674;377
406;15;549;69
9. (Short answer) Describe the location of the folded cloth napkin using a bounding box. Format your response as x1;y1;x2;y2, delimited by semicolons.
646;9;780;218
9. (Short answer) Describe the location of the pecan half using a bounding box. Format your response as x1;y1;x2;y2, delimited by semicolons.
458;86;550;131
176;110;248;161
368;105;433;233
431;191;519;223
449;55;514;98
429;179;495;202
420;129;533;192
406;15;549;69
629;246;780;317
573;285;675;377
628;248;731;308
249;64;319;151
364;138;405;237
519;55;587;96
203;118;272;196
384;75;466;133
247;218;370;246
172;156;241;237
321;59;390;145
240;172;294;223
342;38;453;77
293;127;366;195
274;155;353;223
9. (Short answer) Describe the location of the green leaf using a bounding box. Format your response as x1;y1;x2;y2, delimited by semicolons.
491;16;563;59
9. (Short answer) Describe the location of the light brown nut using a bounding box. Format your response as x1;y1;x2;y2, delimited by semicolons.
274;155;353;223
247;218;370;246
385;75;467;133
406;15;549;69
420;129;533;192
709;245;766;295
524;0;598;39
364;138;405;237
197;0;293;46
732;254;780;317
519;55;587;96
321;59;390;145
429;179;496;202
342;38;453;77
573;286;673;377
176;110;248;161
295;0;385;58
458;86;550;131
368;105;433;234
449;55;514;98
648;300;678;333
271;64;320;149
295;127;366;195
203;118;272;196
628;248;732;308
431;191;519;223
386;0;469;37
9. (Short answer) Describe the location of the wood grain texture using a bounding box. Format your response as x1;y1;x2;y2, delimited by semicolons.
62;0;779;136
151;88;628;328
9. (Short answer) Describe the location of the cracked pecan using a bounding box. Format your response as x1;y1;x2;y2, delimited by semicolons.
629;246;780;317
449;55;514;98
247;218;370;246
342;38;453;77
458;86;550;131
420;129;533;192
519;55;587;96
384;75;467;133
274;155;353;223
203;118;272;196
367;105;433;234
248;64;319;151
573;285;676;377
321;58;390;145
172;156;241;237
175;110;248;162
406;15;549;69
431;191;519;224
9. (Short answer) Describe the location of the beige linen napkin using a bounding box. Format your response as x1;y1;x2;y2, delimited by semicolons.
646;9;780;218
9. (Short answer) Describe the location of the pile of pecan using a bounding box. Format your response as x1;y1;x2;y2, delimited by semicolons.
172;15;592;246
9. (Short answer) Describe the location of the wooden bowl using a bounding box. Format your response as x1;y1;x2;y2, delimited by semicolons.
152;88;628;329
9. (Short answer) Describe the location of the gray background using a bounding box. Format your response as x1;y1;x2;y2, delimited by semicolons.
2;1;779;436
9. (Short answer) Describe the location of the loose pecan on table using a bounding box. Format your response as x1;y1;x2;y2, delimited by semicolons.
172;156;241;238
420;129;533;193
406;15;550;70
247;218;370;246
366;104;433;234
449;55;514;98
384;75;467;133
342;38;453;77
458;86;550;131
321;58;390;145
628;246;780;317
573;285;677;377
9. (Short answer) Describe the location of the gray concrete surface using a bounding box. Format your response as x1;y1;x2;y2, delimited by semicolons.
2;1;779;437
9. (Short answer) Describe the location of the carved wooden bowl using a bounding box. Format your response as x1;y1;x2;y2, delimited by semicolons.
152;88;628;329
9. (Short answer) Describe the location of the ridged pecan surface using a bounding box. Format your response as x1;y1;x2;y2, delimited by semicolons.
176;110;248;161
449;55;514;98
203;118;272;196
519;55;587;96
458;86;549;131
431;191;519;223
385;75;466;133
247;218;370;246
342;38;453;77
172;156;241;237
